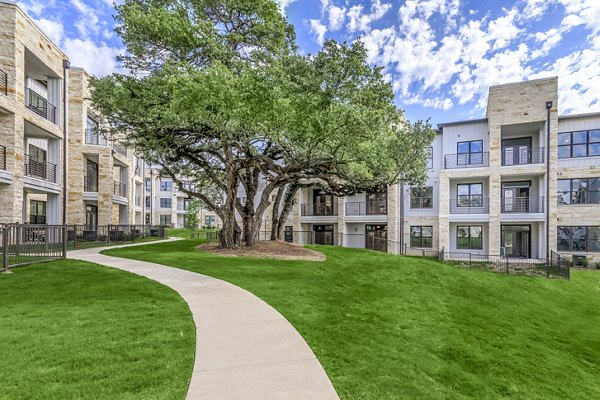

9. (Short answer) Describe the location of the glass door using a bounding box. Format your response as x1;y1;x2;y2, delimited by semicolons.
313;190;334;216
313;225;334;245
365;225;387;252
502;137;532;165
501;225;531;258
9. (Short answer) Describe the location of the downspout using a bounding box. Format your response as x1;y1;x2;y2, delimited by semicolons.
62;59;69;257
545;101;552;261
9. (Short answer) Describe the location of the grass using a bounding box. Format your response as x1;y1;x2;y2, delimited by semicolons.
0;259;195;400
104;240;600;400
165;228;218;239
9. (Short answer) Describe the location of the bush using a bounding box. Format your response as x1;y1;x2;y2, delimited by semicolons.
594;261;600;269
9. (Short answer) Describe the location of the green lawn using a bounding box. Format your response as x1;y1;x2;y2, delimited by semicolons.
104;240;600;400
166;228;218;239
0;259;195;400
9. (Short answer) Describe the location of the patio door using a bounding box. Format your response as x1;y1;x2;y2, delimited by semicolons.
501;225;531;258
502;137;532;165
501;182;530;213
313;189;334;216
365;224;387;252
313;225;334;245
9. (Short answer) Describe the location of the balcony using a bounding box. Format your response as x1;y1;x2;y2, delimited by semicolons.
84;175;98;192
450;197;489;214
24;155;56;183
301;203;338;216
112;142;127;157
114;181;127;197
501;147;544;166
501;197;544;213
0;69;7;96
24;87;56;124
0;144;5;170
345;201;387;216
444;152;490;169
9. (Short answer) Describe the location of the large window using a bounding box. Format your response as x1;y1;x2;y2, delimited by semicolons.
366;191;387;214
410;226;433;248
85;116;106;145
144;178;151;191
85;159;98;192
457;225;483;250
160;180;172;191
159;215;171;226
159;198;172;208
29;200;46;224
410;186;433;209
145;196;151;208
457;140;483;165
557;226;600;252
456;183;483;207
558;130;600;158
557;178;600;204
426;147;433;169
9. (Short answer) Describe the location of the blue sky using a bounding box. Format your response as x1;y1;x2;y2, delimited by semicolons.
16;0;600;124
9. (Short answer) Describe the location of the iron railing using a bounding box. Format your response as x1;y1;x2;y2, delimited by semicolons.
300;203;338;216
0;144;5;170
550;250;570;280
85;128;107;146
112;142;127;157
0;69;7;96
444;152;489;169
66;224;166;249
501;196;544;213
501;146;544;166
24;154;56;183
345;201;388;216
114;181;127;197
450;197;489;214
1;224;64;270
24;87;56;123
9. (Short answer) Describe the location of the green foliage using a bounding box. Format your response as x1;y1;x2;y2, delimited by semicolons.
184;199;200;231
106;241;600;400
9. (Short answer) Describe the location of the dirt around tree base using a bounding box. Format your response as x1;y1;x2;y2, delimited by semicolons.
197;240;326;261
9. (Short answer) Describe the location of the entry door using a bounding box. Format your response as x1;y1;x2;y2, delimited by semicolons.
502;137;532;165
502;182;530;213
501;226;530;258
86;204;98;228
366;225;387;252
313;225;334;245
313;190;333;216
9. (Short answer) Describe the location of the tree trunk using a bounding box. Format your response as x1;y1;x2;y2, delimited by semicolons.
219;176;241;248
270;187;285;240
275;184;299;240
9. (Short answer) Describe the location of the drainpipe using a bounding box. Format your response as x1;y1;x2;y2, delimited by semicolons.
545;101;552;261
62;59;69;257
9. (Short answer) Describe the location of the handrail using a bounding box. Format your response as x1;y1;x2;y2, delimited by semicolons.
24;154;56;183
24;86;56;123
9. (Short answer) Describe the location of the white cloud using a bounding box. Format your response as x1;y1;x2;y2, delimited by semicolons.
347;0;391;33
70;0;100;38
34;18;64;45
62;38;123;76
558;0;600;33
275;0;298;14
309;19;327;45
328;5;347;30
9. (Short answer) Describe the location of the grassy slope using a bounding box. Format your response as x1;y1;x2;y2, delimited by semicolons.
104;240;600;400
0;260;195;400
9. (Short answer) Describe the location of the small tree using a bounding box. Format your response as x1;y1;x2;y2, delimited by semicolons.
184;199;200;232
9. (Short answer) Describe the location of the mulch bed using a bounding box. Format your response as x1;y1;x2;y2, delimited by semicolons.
197;240;326;261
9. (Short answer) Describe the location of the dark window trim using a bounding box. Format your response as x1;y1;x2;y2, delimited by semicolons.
557;226;600;252
557;178;600;205
456;225;483;250
456;183;483;207
410;225;433;248
410;186;433;209
558;130;600;159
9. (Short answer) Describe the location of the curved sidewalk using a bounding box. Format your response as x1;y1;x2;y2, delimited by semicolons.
68;240;339;400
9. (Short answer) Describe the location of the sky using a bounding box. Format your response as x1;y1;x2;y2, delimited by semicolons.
15;0;600;125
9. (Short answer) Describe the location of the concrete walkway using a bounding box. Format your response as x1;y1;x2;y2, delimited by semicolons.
68;239;339;400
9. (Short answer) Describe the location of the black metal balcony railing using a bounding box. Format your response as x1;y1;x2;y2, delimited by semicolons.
114;181;127;197
83;174;98;192
450;197;489;214
112;142;127;157
24;155;56;183
85;128;107;146
0;144;5;170
444;152;490;169
502;147;544;166
0;69;7;96
501;196;544;213
24;87;56;124
345;201;388;216
301;203;338;216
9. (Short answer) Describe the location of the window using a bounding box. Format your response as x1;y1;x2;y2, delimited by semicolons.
29;144;46;161
557;178;600;205
29;200;46;224
426;146;433;169
145;196;151;208
456;183;483;207
558;226;600;252
144;178;151;192
159;215;171;226
160;180;172;191
84;160;98;192
457;140;483;165
410;226;433;248
145;213;150;224
457;225;483;250
159;198;172;208
85;116;106;145
410;186;433;208
86;204;98;227
558;130;600;158
366;192;387;214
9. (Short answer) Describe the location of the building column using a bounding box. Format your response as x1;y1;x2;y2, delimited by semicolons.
437;173;450;252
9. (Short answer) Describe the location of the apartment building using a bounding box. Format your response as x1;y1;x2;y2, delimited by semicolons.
285;77;600;263
0;1;142;226
144;166;221;229
66;68;145;226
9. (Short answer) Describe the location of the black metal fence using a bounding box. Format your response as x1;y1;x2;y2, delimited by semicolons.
1;224;167;271
24;87;56;123
0;144;5;171
24;154;56;183
444;152;490;169
502;146;544;166
0;69;7;96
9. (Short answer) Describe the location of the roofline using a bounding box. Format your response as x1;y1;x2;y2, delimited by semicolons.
488;76;558;91
559;111;600;120
437;118;488;130
0;0;69;60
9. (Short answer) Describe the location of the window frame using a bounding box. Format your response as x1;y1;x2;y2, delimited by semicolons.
159;180;172;191
557;226;600;252
159;197;172;208
410;226;433;248
558;130;600;159
456;183;483;207
457;140;483;165
426;146;433;169
557;178;600;205
410;186;433;209
29;200;47;224
456;225;483;250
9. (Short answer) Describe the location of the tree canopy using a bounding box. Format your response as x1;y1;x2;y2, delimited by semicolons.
91;0;436;247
